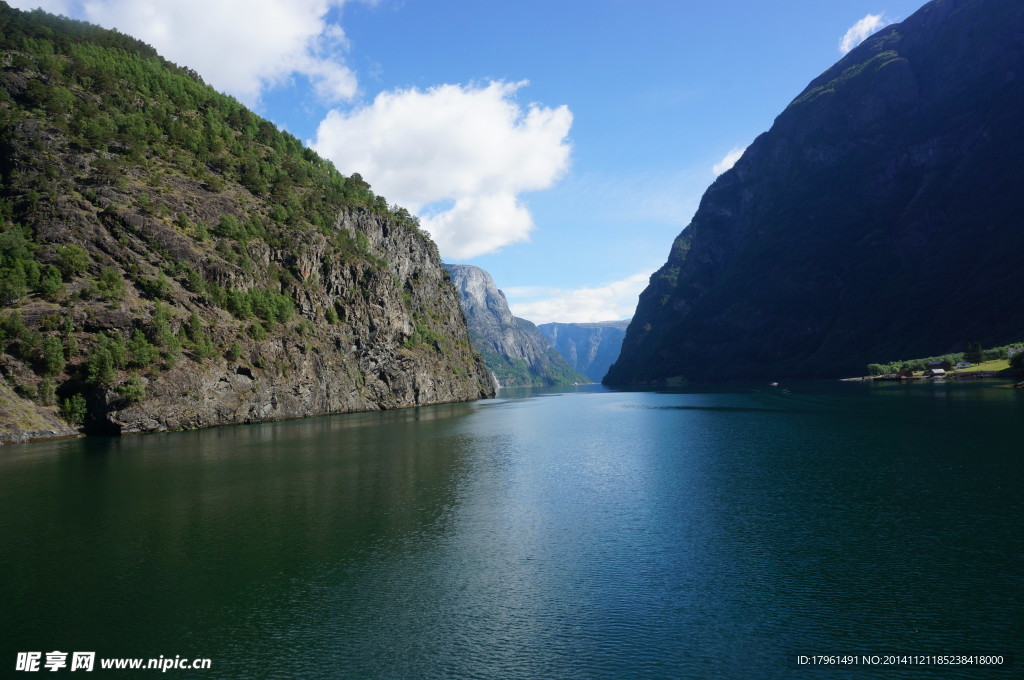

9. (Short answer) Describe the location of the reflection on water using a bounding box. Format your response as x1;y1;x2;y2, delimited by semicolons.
1;381;1021;678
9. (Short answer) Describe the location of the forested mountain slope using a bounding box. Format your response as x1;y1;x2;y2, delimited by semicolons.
0;2;492;442
606;0;1024;384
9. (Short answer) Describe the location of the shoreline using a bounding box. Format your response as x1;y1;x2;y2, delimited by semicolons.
842;370;1024;387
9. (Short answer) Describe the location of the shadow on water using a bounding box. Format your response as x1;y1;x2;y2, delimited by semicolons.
0;382;1020;679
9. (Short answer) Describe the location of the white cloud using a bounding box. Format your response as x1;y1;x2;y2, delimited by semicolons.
10;0;356;106
712;146;746;176
506;272;651;324
839;13;889;54
422;193;534;260
312;80;573;259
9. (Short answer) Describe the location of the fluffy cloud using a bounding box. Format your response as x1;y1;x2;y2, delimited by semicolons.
8;0;356;105
312;80;573;259
505;272;651;325
712;146;746;176
422;194;534;260
839;13;889;54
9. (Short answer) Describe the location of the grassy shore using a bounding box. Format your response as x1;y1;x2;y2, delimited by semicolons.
952;359;1011;373
845;359;1020;382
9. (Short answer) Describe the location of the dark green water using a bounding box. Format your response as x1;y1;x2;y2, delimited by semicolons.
1;381;1021;679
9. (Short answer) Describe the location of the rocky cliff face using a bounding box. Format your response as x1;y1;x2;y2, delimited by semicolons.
607;0;1024;384
444;265;586;387
0;4;493;443
104;210;494;435
538;321;629;383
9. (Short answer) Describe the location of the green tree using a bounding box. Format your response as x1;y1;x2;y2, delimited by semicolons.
55;244;89;279
37;378;56;406
214;214;241;239
248;322;266;341
85;345;116;386
137;273;169;299
127;328;158;367
41;335;65;376
59;393;88;426
90;157;122;185
37;264;63;299
84;332;126;385
63;335;79;361
116;373;146;403
1010;350;1024;371
182;266;206;294
866;363;888;376
0;261;28;304
97;266;125;302
0;229;37;303
964;342;983;364
184;312;217;360
149;301;174;346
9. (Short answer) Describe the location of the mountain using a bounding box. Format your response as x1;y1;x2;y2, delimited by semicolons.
606;0;1024;385
0;3;493;443
538;320;629;383
444;265;587;387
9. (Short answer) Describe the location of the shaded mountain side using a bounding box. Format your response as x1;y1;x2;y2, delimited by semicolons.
444;265;587;387
606;0;1024;385
538;320;629;383
0;2;493;443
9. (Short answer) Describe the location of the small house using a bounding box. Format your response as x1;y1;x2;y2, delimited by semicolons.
897;368;913;378
926;360;953;371
956;361;971;369
924;368;946;377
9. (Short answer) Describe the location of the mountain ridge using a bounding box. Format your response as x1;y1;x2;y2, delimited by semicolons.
538;320;629;383
444;264;587;387
606;0;1024;384
0;2;493;442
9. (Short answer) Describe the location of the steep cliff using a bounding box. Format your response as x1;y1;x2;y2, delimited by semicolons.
104;210;494;435
0;3;493;442
607;0;1024;384
444;265;586;387
538;321;629;383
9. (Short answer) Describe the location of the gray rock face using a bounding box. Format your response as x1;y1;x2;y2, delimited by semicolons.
538;321;629;383
103;211;495;435
444;265;587;387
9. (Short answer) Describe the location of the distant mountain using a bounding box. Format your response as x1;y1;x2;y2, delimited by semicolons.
444;265;587;387
0;3;493;442
538;321;629;383
606;0;1024;385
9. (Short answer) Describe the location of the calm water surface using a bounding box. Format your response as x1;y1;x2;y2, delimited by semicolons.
1;381;1021;678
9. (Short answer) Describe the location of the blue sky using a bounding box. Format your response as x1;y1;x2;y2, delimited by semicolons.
14;0;927;322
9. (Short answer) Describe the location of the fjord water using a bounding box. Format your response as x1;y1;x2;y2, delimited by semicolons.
1;382;1021;679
